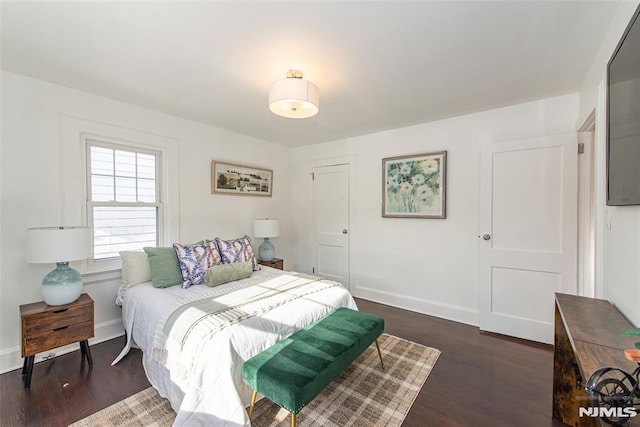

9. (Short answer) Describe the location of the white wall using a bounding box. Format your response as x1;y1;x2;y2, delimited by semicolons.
0;72;292;373
292;94;579;325
577;1;640;325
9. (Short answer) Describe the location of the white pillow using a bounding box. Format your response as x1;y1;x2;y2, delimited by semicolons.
119;251;151;288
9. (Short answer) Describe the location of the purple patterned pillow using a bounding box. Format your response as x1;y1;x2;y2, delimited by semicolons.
173;241;222;288
214;236;260;271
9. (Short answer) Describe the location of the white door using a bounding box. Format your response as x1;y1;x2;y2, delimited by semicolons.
312;164;350;288
479;134;577;344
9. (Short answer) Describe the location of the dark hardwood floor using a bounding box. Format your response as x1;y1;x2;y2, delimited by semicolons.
0;298;564;426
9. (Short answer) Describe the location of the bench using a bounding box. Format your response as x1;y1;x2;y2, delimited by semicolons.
242;307;385;427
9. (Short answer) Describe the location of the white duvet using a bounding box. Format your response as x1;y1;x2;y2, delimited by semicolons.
113;267;357;426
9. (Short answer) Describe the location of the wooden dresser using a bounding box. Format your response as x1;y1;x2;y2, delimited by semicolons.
553;293;640;426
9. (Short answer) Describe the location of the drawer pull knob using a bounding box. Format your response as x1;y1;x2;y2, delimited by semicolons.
53;309;69;314
53;326;69;331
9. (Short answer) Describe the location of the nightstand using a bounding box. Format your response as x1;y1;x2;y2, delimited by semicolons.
20;293;94;389
259;257;284;270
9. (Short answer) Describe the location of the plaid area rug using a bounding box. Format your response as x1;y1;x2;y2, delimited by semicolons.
70;333;440;427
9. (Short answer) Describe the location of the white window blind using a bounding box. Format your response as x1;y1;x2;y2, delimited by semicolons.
87;141;162;260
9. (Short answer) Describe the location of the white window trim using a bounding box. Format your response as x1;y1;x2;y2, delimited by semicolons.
86;139;164;265
61;115;180;275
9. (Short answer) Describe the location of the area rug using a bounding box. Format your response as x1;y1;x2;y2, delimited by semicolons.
70;333;440;427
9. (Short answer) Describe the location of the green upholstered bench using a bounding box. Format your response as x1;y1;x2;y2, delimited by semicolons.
242;307;385;427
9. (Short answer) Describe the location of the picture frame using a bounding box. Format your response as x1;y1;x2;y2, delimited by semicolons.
211;160;273;196
382;151;447;218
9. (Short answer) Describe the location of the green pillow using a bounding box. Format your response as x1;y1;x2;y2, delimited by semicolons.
143;247;183;288
205;262;253;287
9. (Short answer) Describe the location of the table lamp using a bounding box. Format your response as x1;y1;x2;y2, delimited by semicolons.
26;226;92;306
253;219;280;262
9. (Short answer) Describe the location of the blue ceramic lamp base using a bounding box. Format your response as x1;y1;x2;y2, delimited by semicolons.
258;238;275;262
41;262;83;306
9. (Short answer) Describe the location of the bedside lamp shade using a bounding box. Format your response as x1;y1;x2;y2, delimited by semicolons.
253;219;280;262
26;226;92;306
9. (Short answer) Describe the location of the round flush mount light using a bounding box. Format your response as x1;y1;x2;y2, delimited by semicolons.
268;69;319;119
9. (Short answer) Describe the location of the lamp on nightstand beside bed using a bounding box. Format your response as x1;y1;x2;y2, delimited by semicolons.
26;226;92;306
253;219;280;262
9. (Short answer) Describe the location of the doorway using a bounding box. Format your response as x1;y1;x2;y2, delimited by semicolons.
577;110;596;298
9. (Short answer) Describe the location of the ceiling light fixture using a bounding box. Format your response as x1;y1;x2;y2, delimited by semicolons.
269;69;319;119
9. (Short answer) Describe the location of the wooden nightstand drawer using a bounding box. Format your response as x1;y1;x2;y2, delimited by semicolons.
23;320;93;356
22;303;92;335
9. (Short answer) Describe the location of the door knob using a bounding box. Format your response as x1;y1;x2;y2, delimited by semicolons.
482;234;491;240
342;229;348;234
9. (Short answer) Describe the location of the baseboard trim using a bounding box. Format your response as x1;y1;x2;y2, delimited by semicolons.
0;318;124;375
353;285;479;326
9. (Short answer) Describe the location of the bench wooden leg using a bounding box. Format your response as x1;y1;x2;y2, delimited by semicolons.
249;390;257;419
375;338;385;369
291;412;296;427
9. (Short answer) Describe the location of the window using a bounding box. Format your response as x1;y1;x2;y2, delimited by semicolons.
87;140;162;261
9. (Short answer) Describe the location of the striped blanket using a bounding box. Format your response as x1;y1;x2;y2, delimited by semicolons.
151;272;340;380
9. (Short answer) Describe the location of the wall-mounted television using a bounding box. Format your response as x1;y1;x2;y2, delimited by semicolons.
607;4;640;206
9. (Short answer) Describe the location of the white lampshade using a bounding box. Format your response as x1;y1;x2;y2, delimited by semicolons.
253;219;280;239
269;70;319;119
26;226;92;264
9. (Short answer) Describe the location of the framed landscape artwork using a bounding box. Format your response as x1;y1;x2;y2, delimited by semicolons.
382;151;447;218
211;161;273;196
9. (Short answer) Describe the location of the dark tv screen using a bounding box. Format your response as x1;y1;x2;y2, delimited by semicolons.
607;5;640;206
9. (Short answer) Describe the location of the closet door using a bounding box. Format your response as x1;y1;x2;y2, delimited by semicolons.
479;134;578;344
311;164;350;288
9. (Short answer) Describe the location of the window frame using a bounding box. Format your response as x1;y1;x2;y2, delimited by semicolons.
85;139;164;268
61;116;180;277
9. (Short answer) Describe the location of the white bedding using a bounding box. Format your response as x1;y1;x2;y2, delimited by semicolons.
113;267;357;426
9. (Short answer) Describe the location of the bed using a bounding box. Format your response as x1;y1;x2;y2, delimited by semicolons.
112;259;357;426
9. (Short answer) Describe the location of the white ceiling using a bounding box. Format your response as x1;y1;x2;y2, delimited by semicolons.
1;1;621;147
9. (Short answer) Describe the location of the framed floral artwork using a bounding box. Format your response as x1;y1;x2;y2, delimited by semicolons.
211;160;273;196
382;151;447;218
